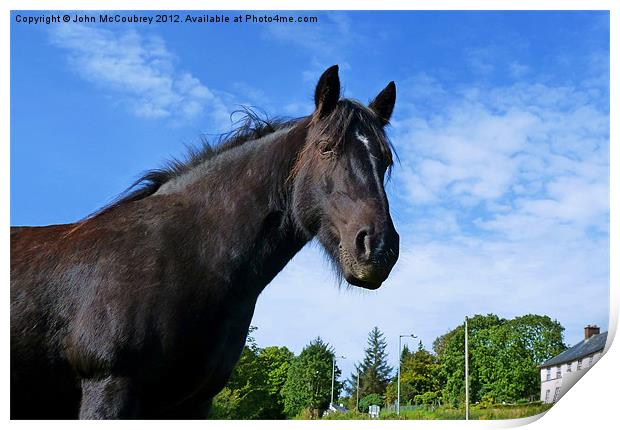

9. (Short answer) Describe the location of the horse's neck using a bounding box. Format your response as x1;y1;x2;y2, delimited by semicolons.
169;124;310;295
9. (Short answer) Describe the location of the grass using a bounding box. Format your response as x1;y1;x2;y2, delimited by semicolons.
322;403;553;420
322;411;372;420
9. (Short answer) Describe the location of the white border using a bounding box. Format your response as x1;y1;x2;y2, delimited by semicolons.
2;1;616;429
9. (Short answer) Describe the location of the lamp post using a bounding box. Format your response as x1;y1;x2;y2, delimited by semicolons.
465;317;469;420
397;334;417;415
331;355;346;406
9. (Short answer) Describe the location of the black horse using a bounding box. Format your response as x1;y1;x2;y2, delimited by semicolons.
10;65;399;419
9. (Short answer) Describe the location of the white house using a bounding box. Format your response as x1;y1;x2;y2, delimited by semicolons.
539;325;607;404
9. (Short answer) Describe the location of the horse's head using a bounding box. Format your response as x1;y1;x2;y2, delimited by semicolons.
292;65;399;290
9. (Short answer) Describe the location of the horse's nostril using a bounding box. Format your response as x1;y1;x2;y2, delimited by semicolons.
355;227;372;259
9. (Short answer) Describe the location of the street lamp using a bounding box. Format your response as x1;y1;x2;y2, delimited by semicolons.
465;317;469;420
331;355;346;406
397;333;417;415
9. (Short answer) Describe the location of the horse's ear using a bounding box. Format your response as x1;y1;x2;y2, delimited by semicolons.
369;81;396;126
314;65;340;118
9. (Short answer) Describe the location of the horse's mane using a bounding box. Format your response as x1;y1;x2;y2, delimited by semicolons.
87;108;302;220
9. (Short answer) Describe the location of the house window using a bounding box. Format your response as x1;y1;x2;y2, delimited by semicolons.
567;362;572;372
556;366;561;378
577;359;582;370
546;368;551;381
545;389;550;402
553;387;561;402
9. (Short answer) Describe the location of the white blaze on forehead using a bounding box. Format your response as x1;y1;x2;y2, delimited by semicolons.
355;130;384;197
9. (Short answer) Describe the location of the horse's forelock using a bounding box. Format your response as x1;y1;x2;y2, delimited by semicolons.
290;99;396;181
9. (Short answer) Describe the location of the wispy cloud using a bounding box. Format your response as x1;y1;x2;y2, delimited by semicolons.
392;79;609;234
264;12;359;58
49;23;229;123
509;61;530;79
465;46;496;76
262;13;359;83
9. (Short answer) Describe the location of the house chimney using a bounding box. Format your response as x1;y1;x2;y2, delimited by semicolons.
585;325;600;340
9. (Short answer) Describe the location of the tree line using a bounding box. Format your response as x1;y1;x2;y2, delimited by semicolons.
209;314;566;419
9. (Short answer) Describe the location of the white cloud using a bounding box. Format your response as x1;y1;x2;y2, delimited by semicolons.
394;81;609;226
49;23;227;122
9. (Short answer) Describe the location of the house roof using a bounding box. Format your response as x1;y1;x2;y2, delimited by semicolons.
327;403;348;413
539;332;608;368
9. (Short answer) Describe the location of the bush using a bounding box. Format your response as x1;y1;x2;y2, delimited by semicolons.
476;394;496;409
414;391;440;406
293;408;317;420
359;393;383;413
209;387;241;419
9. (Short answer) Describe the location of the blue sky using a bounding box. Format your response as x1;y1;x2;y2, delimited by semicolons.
11;11;609;379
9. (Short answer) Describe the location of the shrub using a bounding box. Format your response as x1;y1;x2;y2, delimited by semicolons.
359;393;383;413
293;408;316;420
414;391;440;406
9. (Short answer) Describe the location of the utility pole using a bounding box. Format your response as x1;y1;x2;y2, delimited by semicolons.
397;333;416;415
465;316;469;420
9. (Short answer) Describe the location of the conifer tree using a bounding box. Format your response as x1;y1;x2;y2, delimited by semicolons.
347;327;393;402
401;343;412;364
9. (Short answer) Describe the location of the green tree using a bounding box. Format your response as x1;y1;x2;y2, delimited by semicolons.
509;315;567;365
257;346;295;418
347;327;393;404
281;337;341;419
434;314;566;407
435;314;504;407
474;315;566;403
385;342;441;406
